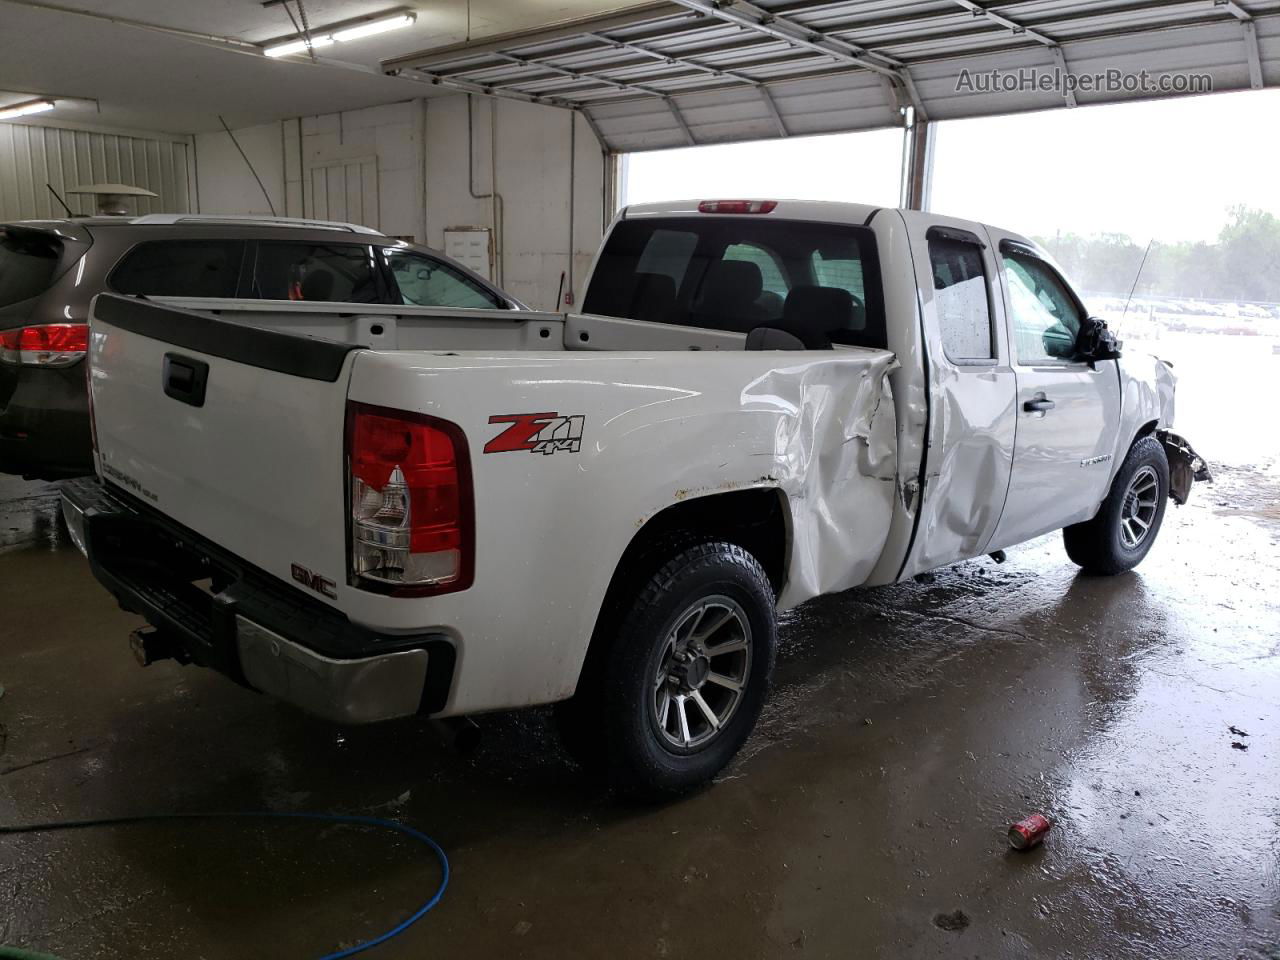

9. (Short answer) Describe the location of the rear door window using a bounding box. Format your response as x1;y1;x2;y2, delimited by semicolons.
928;234;994;361
110;240;244;298
0;228;65;306
582;216;885;348
250;242;380;303
383;249;501;308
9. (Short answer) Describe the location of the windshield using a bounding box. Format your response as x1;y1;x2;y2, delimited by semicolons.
582;216;886;348
0;228;64;309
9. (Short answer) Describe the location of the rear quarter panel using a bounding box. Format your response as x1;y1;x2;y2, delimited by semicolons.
346;348;898;714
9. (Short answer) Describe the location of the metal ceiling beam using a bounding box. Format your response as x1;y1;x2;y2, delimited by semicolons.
577;107;612;153
492;50;714;100
952;1;1079;106
382;3;687;74
583;29;762;87
1050;45;1078;107
667;0;904;75
399;67;580;108
1214;0;1265;89
665;97;696;144
949;0;1058;45
1242;19;1264;88
1213;0;1252;18
757;84;790;136
826;1;1212;56
903;8;1280;62
583;29;790;136
664;0;927;118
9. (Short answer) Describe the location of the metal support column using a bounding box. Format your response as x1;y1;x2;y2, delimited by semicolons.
900;111;934;211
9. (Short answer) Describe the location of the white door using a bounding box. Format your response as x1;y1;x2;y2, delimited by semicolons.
898;215;1018;576
987;238;1121;552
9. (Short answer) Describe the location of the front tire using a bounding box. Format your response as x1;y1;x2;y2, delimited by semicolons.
1064;436;1169;575
581;541;778;798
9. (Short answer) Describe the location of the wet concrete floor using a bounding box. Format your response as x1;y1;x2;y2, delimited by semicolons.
0;462;1277;959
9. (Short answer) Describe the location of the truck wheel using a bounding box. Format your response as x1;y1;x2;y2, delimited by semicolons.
596;541;777;797
1064;436;1169;575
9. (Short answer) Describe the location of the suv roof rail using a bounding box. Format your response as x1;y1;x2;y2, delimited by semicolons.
129;214;385;236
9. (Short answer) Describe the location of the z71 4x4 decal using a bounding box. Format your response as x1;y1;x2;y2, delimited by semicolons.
484;412;585;456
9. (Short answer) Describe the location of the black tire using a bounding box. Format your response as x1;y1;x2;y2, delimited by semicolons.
1064;436;1170;575
563;541;777;798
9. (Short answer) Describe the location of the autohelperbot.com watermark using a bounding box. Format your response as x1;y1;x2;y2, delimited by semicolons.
956;67;1213;97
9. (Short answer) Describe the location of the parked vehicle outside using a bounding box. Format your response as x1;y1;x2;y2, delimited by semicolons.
0;214;521;480
62;199;1209;795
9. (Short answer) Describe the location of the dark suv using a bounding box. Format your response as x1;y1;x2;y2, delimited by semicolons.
0;215;520;480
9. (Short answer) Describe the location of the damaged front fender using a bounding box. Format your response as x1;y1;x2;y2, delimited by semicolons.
1158;429;1212;505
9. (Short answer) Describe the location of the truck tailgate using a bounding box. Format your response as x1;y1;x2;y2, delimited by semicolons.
88;294;359;605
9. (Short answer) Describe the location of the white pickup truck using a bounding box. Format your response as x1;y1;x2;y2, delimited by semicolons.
63;199;1208;795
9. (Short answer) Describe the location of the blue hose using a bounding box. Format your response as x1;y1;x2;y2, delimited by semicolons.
0;810;449;960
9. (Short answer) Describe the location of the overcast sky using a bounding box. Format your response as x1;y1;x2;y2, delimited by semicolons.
623;88;1280;244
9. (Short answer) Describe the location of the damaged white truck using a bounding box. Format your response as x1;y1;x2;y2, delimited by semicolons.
62;200;1209;794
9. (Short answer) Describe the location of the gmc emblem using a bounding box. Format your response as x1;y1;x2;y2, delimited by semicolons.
291;563;337;599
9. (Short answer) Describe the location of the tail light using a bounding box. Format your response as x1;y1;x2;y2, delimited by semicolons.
0;324;89;366
697;200;777;214
347;402;474;596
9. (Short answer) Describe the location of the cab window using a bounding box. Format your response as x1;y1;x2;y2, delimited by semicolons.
582;217;886;349
929;234;994;362
724;243;788;300
384;249;501;309
1002;250;1083;364
810;250;864;303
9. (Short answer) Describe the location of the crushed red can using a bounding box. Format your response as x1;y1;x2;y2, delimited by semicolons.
1008;813;1052;850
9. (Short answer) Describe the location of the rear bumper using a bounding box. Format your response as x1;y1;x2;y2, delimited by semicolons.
0;361;93;479
61;477;456;724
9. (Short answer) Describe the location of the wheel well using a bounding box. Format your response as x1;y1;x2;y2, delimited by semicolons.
1135;419;1159;442
571;487;789;695
623;487;789;595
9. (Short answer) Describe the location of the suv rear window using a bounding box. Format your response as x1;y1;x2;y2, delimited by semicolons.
111;240;244;298
0;228;64;307
582;217;886;349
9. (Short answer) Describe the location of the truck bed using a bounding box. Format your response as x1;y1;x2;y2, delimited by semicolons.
84;293;899;714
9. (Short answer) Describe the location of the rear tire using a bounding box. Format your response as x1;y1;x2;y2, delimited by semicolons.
1064;436;1169;575
562;541;777;798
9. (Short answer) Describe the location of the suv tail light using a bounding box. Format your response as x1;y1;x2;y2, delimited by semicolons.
347;403;474;596
697;200;777;214
0;324;89;366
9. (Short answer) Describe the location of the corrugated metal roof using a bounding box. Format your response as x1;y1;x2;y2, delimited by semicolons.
382;0;1280;151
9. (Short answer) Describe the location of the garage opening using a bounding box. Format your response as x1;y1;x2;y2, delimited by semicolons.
620;128;903;208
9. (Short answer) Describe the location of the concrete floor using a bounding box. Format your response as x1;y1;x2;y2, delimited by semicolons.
1;459;1277;959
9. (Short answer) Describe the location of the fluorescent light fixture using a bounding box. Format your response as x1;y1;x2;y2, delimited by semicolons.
332;13;416;43
262;11;414;58
0;99;56;121
264;34;334;58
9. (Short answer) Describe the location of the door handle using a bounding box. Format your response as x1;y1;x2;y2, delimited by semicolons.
1023;397;1055;413
163;353;209;408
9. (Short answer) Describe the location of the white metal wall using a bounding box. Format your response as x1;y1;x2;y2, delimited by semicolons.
304;156;380;230
0;121;191;220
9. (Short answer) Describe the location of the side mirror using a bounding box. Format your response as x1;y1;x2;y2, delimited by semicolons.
1076;316;1122;363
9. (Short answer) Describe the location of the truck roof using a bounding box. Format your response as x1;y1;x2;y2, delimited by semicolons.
618;198;1040;253
621;198;883;226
